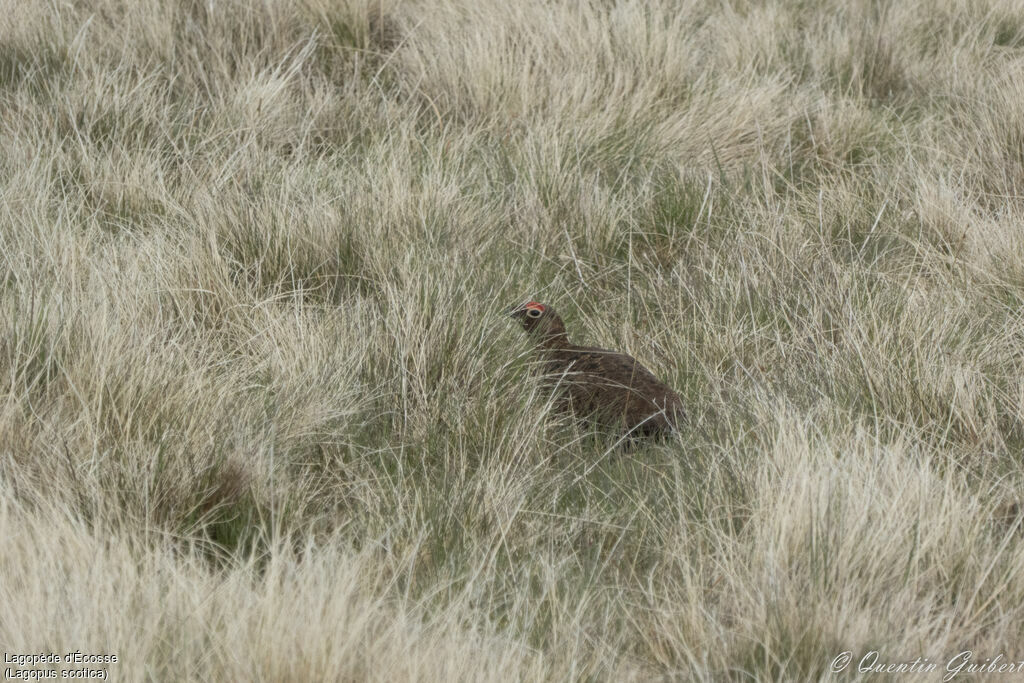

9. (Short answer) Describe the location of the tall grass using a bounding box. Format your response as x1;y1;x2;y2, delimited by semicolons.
2;0;1024;679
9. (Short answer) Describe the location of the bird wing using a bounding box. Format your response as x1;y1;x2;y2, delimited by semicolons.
546;346;683;430
566;346;664;390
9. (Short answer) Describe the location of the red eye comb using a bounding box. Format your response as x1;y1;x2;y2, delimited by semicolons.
525;301;545;312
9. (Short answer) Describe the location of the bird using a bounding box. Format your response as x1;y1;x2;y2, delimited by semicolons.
508;301;685;437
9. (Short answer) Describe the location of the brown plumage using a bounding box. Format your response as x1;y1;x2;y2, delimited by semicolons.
509;301;685;436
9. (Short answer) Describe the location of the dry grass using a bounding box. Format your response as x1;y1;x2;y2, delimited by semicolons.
3;0;1024;679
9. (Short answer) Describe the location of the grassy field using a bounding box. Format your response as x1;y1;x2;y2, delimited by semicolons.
3;0;1024;679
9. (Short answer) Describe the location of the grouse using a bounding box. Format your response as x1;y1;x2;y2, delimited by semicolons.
509;301;685;436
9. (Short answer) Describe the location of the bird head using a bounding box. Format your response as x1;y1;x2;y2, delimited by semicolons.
508;301;569;347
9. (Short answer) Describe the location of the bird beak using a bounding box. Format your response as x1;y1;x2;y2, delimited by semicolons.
506;304;526;318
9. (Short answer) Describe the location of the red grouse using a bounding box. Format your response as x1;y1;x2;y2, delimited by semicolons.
509;301;685;436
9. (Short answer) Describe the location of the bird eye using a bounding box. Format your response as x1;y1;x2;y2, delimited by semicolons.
526;308;542;318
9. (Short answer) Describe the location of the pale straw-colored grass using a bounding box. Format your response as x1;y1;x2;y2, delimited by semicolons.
2;0;1024;679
